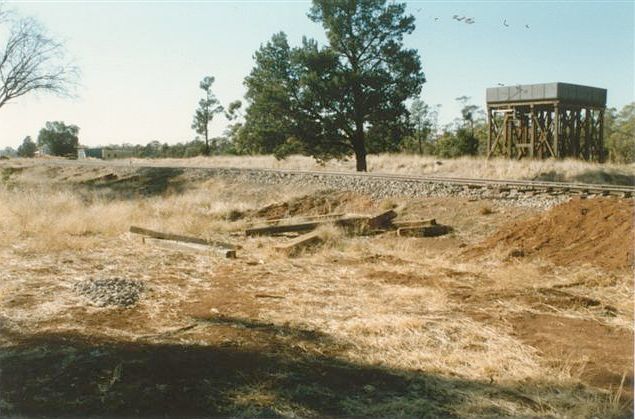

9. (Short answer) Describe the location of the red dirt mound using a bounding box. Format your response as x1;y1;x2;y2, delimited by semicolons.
470;197;634;270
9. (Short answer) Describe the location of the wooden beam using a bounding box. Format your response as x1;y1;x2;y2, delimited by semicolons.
397;224;451;238
489;113;507;158
245;216;369;236
256;213;346;226
506;114;512;157
487;106;492;159
392;219;436;228
598;108;605;162
274;231;323;257
367;210;398;229
530;106;536;158
553;104;560;157
142;237;237;258
130;226;237;251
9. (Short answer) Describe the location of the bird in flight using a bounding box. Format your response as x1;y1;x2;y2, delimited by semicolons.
503;19;509;27
434;17;439;21
497;83;505;86
416;8;422;12
525;24;530;29
465;17;475;24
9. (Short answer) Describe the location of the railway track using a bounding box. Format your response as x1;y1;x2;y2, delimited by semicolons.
32;159;635;197
221;167;635;196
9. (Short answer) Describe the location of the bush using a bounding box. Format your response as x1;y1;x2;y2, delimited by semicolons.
435;128;479;158
605;103;635;163
399;135;436;155
17;136;36;157
37;121;79;157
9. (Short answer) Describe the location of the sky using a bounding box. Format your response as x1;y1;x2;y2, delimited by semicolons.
1;0;633;149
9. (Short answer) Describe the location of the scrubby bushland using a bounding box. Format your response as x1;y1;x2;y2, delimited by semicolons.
434;128;480;158
17;136;36;157
605;103;635;164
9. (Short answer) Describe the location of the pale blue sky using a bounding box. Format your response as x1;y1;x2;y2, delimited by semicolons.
1;0;633;148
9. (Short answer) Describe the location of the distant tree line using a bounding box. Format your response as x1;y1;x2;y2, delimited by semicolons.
2;0;632;165
4;100;633;163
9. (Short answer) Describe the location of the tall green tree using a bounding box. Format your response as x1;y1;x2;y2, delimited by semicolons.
241;2;424;168
302;0;426;171
192;76;223;155
37;121;78;156
17;135;36;157
241;32;298;156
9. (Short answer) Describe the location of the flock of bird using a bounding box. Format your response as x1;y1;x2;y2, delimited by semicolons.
452;14;475;24
414;8;530;29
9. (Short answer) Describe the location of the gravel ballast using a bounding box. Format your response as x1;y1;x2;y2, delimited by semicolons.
73;277;145;308
185;167;571;209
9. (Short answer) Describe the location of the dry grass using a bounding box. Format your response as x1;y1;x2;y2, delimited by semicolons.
0;167;314;253
0;162;632;417
258;238;633;417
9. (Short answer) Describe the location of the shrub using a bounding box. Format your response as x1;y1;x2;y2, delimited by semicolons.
435;128;479;158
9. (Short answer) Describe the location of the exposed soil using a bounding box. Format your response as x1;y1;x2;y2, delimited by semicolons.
469;197;634;270
512;313;634;401
250;190;375;220
365;270;435;287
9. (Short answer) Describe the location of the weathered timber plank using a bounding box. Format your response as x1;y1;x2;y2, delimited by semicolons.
392;219;437;228
367;210;398;229
130;226;237;250
258;213;346;226
245;216;368;237
274;231;323;257
142;237;237;258
397;224;451;238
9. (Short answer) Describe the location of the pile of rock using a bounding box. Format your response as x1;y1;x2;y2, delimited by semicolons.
73;277;145;308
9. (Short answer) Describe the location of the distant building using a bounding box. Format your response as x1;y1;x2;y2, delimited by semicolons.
77;146;134;160
35;144;52;157
102;148;134;159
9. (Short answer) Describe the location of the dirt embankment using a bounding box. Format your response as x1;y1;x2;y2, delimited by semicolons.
470;197;634;271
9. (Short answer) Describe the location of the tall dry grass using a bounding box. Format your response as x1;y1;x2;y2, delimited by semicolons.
0;178;312;253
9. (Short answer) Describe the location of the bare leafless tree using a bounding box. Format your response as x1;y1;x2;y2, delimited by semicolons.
0;11;78;110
